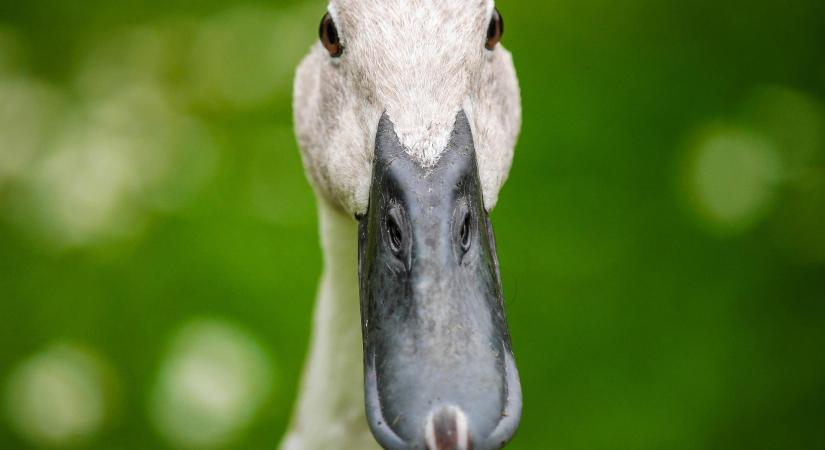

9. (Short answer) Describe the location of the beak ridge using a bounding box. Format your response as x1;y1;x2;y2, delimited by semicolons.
359;111;521;450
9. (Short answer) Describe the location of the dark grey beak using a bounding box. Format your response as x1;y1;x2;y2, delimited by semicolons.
358;111;522;450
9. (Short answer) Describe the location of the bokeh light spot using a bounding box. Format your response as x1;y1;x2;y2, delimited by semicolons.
150;318;276;449
739;86;825;262
3;343;112;447
742;85;824;170
187;4;313;110
683;125;781;234
0;77;64;189
11;83;216;248
74;23;188;100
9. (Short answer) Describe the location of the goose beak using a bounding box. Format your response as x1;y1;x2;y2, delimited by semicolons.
357;111;522;450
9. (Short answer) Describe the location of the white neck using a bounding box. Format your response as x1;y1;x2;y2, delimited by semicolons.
279;201;381;450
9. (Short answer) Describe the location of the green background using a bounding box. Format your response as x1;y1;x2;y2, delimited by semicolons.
1;0;824;449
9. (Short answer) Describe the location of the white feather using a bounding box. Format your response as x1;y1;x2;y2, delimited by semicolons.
283;1;521;448
293;0;521;215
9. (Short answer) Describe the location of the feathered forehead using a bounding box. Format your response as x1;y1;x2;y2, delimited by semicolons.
328;0;494;36
326;0;496;165
327;0;494;83
328;0;494;37
293;0;519;215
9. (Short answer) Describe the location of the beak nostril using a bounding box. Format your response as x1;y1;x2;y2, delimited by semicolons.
425;406;471;450
459;212;472;252
386;214;403;253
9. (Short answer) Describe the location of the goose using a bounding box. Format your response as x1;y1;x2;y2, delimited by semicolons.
280;1;522;449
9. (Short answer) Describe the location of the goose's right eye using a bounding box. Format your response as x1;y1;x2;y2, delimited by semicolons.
485;8;504;50
319;13;343;57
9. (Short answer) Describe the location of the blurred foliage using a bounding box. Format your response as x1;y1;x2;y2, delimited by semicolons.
1;0;824;449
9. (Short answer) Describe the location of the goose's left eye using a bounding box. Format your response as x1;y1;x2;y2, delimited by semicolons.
319;12;343;57
485;8;504;50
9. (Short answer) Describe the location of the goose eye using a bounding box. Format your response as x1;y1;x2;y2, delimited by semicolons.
319;12;343;57
485;8;504;50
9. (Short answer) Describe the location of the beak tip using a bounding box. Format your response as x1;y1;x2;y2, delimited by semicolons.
364;351;522;450
425;405;470;450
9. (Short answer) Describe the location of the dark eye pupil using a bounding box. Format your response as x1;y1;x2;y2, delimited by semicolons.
486;17;497;40
326;20;338;43
485;8;504;50
319;13;343;57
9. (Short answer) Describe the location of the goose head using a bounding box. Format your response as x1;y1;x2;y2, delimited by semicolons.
293;1;521;449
